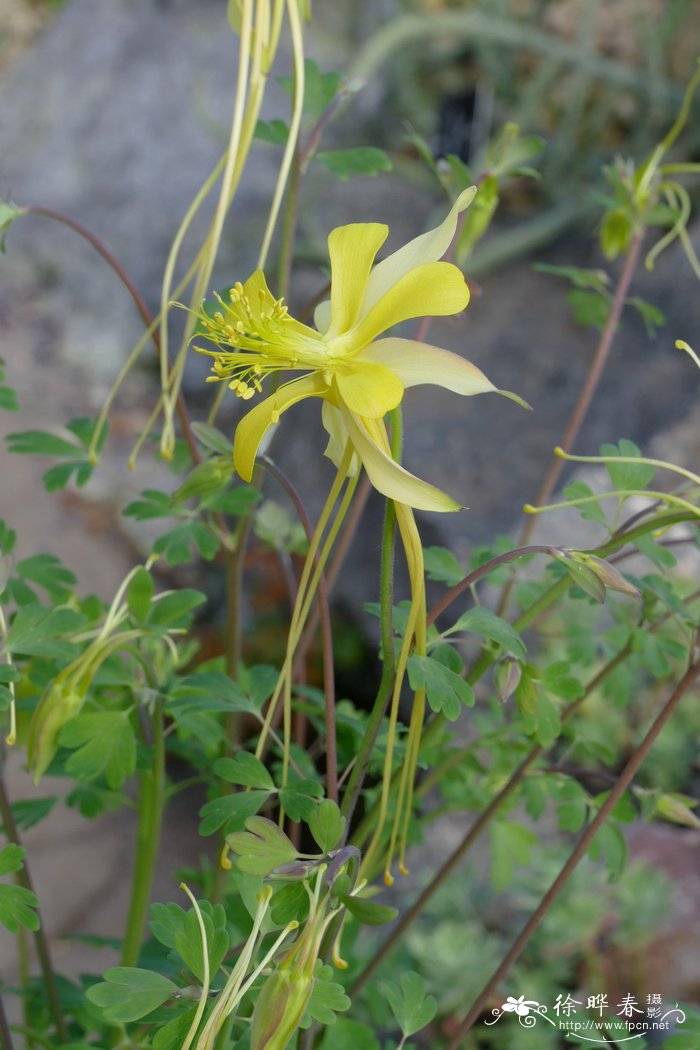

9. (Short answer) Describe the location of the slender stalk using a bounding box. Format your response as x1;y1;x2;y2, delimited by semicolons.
121;698;165;967
24;206;200;465
446;657;700;1048
258;457;338;801
276;150;302;300
351;643;631;991
225;511;255;683
0;771;68;1044
0;993;14;1050
498;230;645;614
340;414;401;829
340;498;397;827
295;475;372;665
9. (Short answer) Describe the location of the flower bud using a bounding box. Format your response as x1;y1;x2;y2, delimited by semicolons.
27;680;85;783
250;967;314;1050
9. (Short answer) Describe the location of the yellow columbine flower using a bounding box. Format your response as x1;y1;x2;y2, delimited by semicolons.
197;187;515;511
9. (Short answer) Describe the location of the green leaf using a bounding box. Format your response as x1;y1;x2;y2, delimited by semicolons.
554;779;588;833
490;821;539;891
226;815;298;875
601;439;655;491
146;589;206;629
203;484;261;515
304;962;351;1026
173;458;234;503
423;546;464;586
214;752;275;790
629;297;665;338
7;796;59;832
0;845;40;932
190;422;233;456
562;482;608;526
339;894;398;925
152;1008;199;1050
566;288;611;329
85;967;178;1022
521;690;561;747
254;118;290;145
149;902;186;950
308;799;346;852
5;604;83;659
199;790;269;836
255;500;307;554
382;971;437;1039
154;521;220;565
278;778;324;822
318;1019;380;1050
534;263;610;294
0;882;40;933
270;882;310;926
317;148;392;180
541;661;584;702
127;567;154;622
447;607;526;660
123;489;175;521
0;200;25;252
14;554;76;601
0;843;27;876
279;59;342;119
407;654;473;720
0;385;19;411
60;711;137;789
174;901;229;982
6;418;105;490
587;821;627;881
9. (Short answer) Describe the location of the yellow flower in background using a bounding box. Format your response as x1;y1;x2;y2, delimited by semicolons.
198;187;521;511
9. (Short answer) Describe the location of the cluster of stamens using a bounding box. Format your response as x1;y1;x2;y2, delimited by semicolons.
196;281;298;400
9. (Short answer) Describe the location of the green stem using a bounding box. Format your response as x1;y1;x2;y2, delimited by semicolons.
121;699;165;967
276;150;301;300
499;230;645;614
446;657;700;1048
340;412;402;829
24;206;200;466
258;457;338;801
0;984;15;1050
0;770;68;1044
351;644;630;991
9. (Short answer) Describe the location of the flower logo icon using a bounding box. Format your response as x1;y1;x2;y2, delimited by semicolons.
501;996;541;1017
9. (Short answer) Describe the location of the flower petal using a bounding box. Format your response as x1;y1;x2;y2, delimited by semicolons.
341;409;461;512
321;401;361;474
314;298;331;334
233;374;329;480
326;223;388;339
360;186;476;317
336;261;469;351
334;360;404;418
360;337;496;395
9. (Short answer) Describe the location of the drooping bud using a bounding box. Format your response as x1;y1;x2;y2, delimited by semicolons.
250;966;314;1050
27;679;86;783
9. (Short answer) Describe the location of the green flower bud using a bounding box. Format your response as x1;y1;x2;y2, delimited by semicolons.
27;679;86;783
250;966;314;1050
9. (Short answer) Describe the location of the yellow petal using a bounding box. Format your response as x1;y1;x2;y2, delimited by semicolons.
314;298;331;334
361;187;476;317
337;261;469;351
321;401;361;474
233;374;329;480
359;338;496;395
341;409;461;512
334;360;404;418
326;223;388;339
